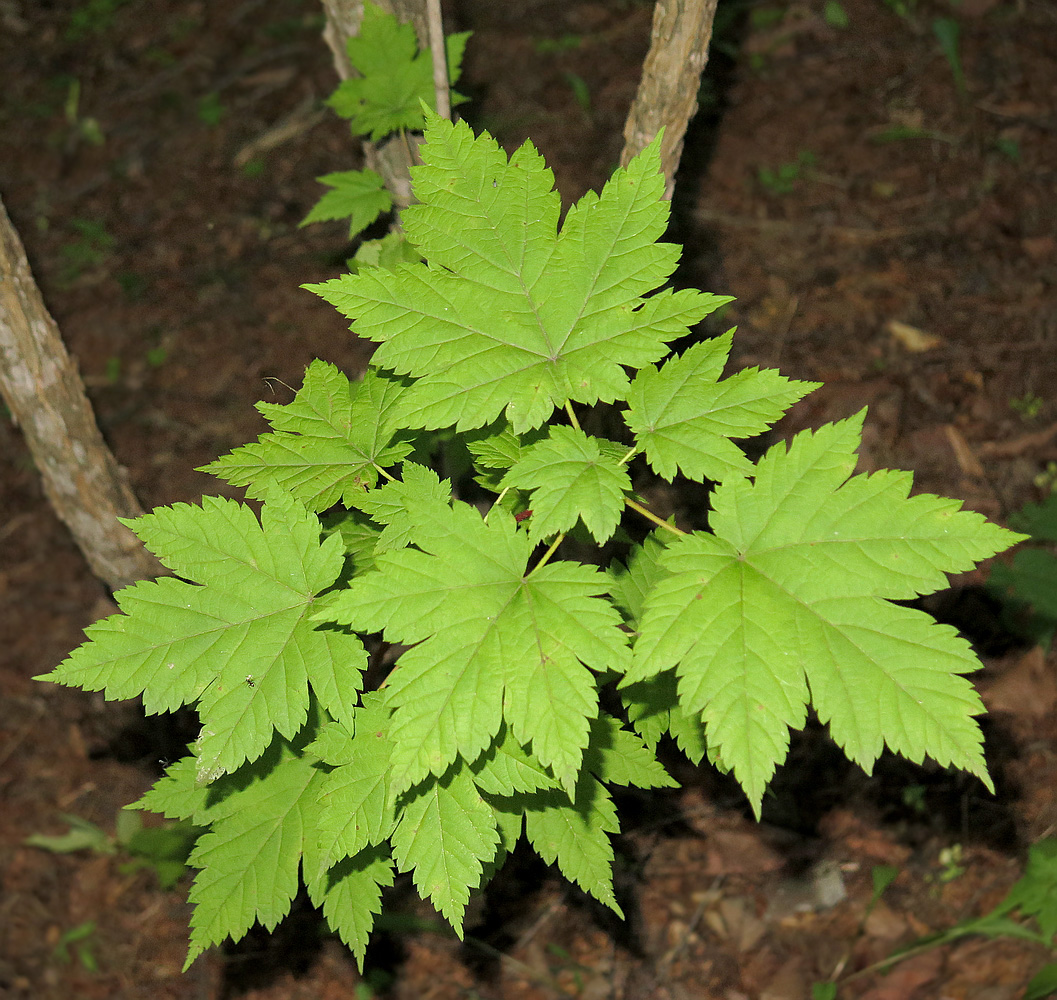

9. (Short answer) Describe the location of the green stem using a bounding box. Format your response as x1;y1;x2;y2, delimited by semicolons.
528;534;565;575
485;487;510;522
624;497;686;536
563;401;581;431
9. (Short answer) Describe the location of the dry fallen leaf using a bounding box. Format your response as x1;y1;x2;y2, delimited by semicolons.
944;424;985;477
887;319;943;352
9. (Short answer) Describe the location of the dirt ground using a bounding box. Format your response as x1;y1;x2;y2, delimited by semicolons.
2;0;1057;998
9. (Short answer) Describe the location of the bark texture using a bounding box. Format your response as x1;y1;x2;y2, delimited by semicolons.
620;0;720;199
320;0;431;212
0;195;164;592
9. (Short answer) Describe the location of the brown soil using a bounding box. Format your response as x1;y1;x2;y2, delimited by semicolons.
2;1;1056;998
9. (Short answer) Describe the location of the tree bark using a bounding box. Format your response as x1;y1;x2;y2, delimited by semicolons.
0;195;165;592
319;0;431;213
620;0;720;199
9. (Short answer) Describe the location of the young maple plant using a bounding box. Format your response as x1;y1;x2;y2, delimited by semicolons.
39;111;1023;970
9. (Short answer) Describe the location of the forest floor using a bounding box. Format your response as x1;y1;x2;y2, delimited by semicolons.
2;0;1057;998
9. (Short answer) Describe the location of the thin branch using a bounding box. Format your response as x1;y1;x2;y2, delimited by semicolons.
426;0;451;120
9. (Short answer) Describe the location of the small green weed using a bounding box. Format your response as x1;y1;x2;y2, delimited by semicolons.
816;838;1057;997
1011;392;1044;421
1034;463;1057;494
533;34;583;54
932;17;966;97
870;124;957;144
901;782;928;815
64;78;105;147
241;157;267;179
564;72;592;115
26;810;203;890
881;0;918;20
757;150;817;194
197;92;225;127
146;347;168;368
824;1;850;28
750;6;787;29
988;493;1057;649
59;218;114;284
65;0;133;42
994;136;1021;162
936;843;966;883
52;921;99;971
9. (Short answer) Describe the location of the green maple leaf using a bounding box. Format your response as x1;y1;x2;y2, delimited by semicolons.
500;425;631;543
203;361;413;510
317;499;630;796
184;743;323;968
306;113;731;433
609;534;708;763
622;411;1025;815
312;694;396;868
300;169;392;237
608;529;673;627
327;2;470;141
466;422;548;475
39;494;366;781
348;461;452;552
349;231;422;273
318;848;395;968
624;330;819;483
522;774;623;915
132;736;326;970
391;763;499;932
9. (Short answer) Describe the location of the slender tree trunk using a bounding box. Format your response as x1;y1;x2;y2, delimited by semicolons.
0;195;165;592
621;0;720;199
319;0;431;213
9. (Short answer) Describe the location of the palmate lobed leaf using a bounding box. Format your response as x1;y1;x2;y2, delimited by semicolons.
203;361;412;510
500;424;631;543
391;763;500;931
183;743;323;969
522;774;623;915
38;494;367;782
312;694;396;868
623;412;1026;815
306;113;731;433
624;330;819;482
327;2;470;141
317;497;630;797
299;169;392;237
